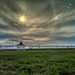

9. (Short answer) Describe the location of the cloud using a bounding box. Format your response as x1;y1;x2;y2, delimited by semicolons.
0;0;75;45
0;39;8;43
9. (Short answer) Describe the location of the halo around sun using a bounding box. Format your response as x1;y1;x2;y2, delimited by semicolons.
20;16;26;22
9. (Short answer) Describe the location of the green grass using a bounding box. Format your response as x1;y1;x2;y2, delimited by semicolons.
0;49;75;75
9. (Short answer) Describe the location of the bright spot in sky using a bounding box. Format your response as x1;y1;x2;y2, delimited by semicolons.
20;16;26;22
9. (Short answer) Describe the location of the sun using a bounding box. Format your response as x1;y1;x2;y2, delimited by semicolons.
20;16;26;22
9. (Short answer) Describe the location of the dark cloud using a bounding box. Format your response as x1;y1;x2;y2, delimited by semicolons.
0;33;15;40
52;36;75;42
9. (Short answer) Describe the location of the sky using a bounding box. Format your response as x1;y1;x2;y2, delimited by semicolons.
0;0;75;45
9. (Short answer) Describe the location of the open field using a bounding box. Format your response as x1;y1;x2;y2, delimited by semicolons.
0;49;75;75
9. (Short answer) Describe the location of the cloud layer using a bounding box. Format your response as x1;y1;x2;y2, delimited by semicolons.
0;0;75;45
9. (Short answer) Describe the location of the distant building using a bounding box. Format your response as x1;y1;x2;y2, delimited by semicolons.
18;41;24;45
17;41;26;51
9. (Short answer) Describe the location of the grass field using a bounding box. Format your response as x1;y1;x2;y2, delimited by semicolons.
0;49;75;75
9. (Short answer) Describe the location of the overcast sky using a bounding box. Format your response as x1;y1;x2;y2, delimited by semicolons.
0;0;75;45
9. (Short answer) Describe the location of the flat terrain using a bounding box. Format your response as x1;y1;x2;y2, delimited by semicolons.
0;49;75;75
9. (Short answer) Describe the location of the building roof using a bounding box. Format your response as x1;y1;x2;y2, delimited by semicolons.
18;41;24;45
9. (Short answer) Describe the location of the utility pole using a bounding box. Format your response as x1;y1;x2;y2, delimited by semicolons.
39;43;40;49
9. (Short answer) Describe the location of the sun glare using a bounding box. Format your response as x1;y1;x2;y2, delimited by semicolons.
20;16;26;22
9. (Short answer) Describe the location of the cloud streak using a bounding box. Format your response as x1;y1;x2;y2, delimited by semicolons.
0;0;75;45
